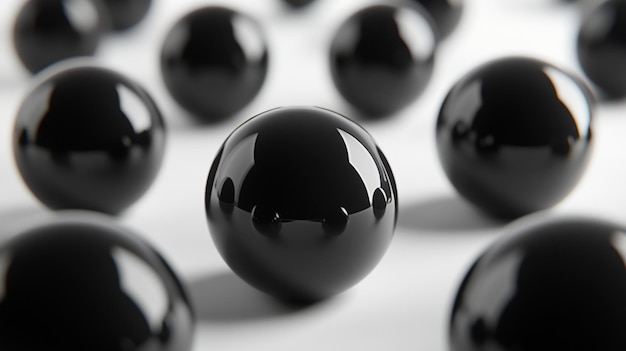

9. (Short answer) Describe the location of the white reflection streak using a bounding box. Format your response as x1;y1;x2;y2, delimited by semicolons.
232;16;265;62
337;129;379;197
112;247;168;330
610;232;626;267
64;0;100;32
395;8;436;61
117;84;151;133
543;66;591;138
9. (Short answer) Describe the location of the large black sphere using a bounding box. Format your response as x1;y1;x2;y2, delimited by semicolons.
13;64;166;215
12;0;107;74
409;0;463;40
160;6;268;122
0;212;194;351
450;216;626;351
99;0;152;31
435;57;594;219
329;4;437;117
205;106;398;302
577;0;626;98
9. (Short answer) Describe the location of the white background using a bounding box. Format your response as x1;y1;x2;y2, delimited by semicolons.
0;0;625;350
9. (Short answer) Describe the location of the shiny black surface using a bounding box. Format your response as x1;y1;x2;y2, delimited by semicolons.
450;217;626;351
0;213;194;351
12;0;107;74
409;0;463;40
205;107;398;302
13;65;166;215
281;0;316;7
100;0;152;31
577;0;626;98
330;5;436;117
160;6;268;122
435;57;594;218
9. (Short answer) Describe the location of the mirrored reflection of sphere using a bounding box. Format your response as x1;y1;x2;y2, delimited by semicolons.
205;106;398;302
12;0;107;74
0;212;195;351
13;64;166;215
450;216;626;351
436;57;595;219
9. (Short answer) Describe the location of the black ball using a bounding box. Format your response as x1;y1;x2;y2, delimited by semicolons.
205;106;398;302
409;0;463;40
435;57;594;219
160;6;269;122
0;212;194;351
329;4;437;117
12;0;107;74
13;64;166;215
99;0;152;31
450;216;626;351
577;0;626;98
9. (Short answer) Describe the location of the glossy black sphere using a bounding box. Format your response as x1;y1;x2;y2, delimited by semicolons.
160;6;268;122
281;0;316;7
329;4;437;117
409;0;463;40
205;106;398;302
435;57;594;218
12;0;107;74
0;213;194;351
577;0;626;98
450;216;626;351
99;0;152;31
13;64;166;215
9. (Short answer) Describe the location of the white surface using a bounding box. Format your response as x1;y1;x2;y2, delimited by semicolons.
0;0;625;350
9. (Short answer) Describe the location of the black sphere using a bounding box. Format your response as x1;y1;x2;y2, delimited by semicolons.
409;0;463;40
450;216;626;351
205;106;398;302
12;0;107;74
13;64;166;215
0;212;194;351
435;57;594;219
99;0;152;31
329;4;437;117
281;0;316;7
577;0;626;98
160;6;268;122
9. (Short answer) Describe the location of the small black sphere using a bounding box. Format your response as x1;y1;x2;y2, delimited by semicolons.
160;6;269;122
450;216;626;351
205;106;398;302
409;0;463;40
0;212;194;351
12;0;107;74
99;0;152;31
577;0;626;98
435;57;595;219
329;4;437;117
13;64;166;215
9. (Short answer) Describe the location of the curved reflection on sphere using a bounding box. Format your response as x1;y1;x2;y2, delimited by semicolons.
205;106;398;302
435;57;595;219
0;212;194;351
450;217;626;351
13;64;166;215
410;0;463;40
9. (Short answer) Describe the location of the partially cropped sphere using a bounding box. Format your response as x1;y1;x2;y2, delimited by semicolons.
450;216;626;351
436;57;594;218
99;0;152;31
12;0;107;74
160;6;268;122
205;107;398;301
13;64;166;214
0;212;194;351
577;0;626;98
330;4;437;117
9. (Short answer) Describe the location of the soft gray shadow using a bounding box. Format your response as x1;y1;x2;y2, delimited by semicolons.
187;270;314;323
398;195;507;232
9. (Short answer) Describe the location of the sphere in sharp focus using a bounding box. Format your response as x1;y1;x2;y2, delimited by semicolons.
435;57;595;219
13;64;166;215
12;0;107;74
450;216;626;351
409;0;463;40
0;212;194;351
99;0;152;31
577;0;626;98
329;4;437;118
205;106;398;302
160;6;269;122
